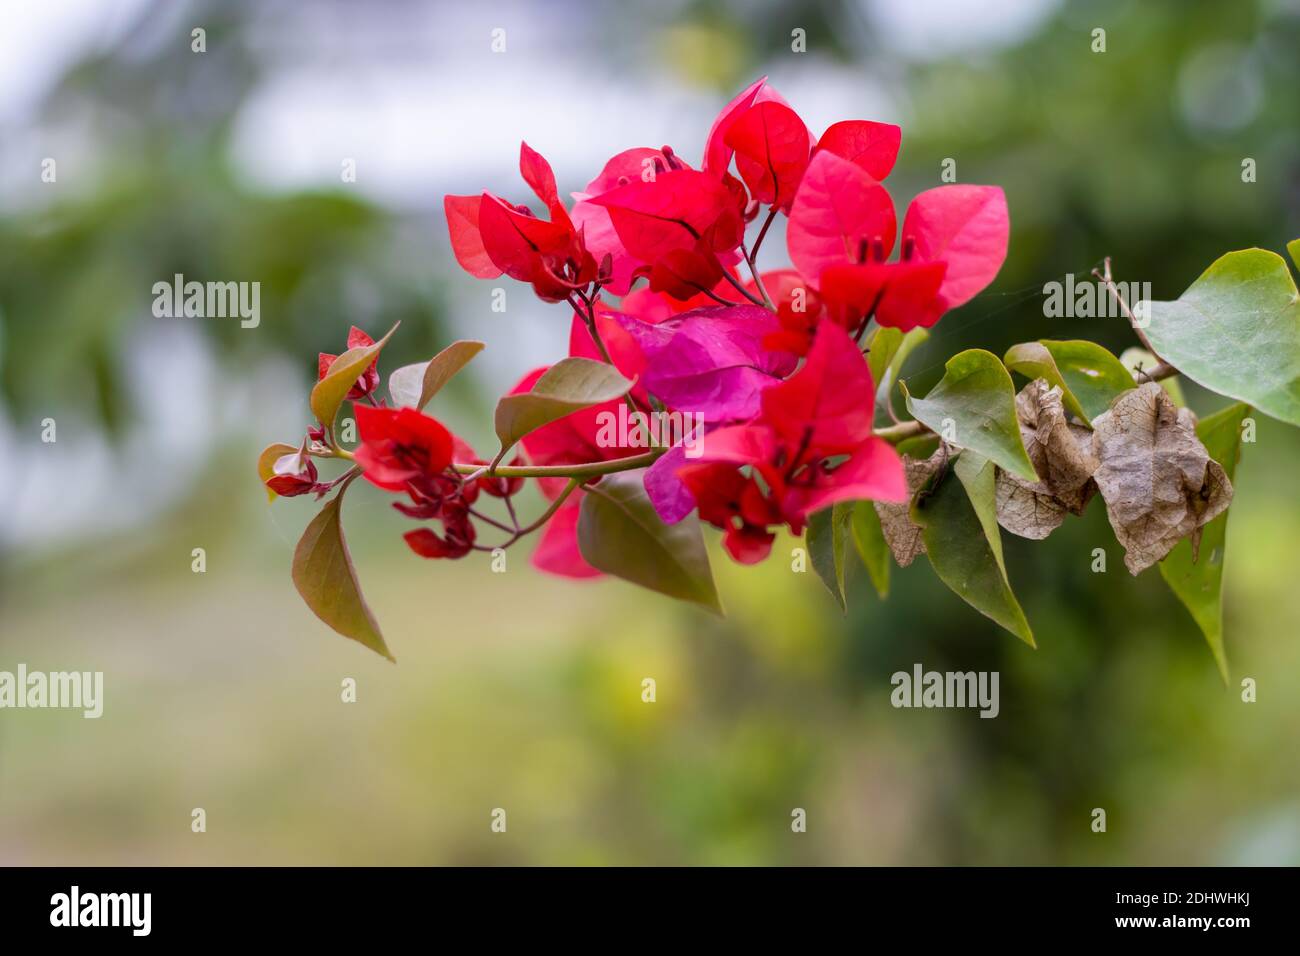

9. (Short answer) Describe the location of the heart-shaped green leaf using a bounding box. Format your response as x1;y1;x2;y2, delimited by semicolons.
495;357;633;454
292;479;393;662
577;472;721;614
310;322;399;429
850;499;890;599
388;339;485;410
807;502;853;611
901;349;1037;481
1158;402;1250;683
1144;248;1300;426
257;441;298;503
1004;339;1135;424
913;451;1035;647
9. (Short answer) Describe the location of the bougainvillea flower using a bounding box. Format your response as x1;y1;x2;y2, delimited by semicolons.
354;404;454;492
318;326;380;400
818;259;948;332
814;119;902;181
676;462;782;563
759;318;877;453
723;100;811;212
444;194;500;279
445;143;595;302
815;184;1008;332
266;441;322;498
352;406;484;560
750;269;825;355
702;76;790;175
403;504;476;559
656;322;907;542
569;146;688;296
588;167;744;271
786;151;897;284
900;184;1009;315
609;304;796;421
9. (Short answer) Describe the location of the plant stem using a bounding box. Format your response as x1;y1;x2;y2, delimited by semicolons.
452;449;665;479
720;269;766;307
873;420;927;444
1094;256;1161;358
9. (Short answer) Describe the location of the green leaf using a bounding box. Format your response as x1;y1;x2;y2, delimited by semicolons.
310;322;399;429
1145;248;1300;426
1120;347;1186;406
1004;339;1135;424
257;441;297;503
866;326;903;385
291;479;393;662
577;472;722;614
494;357;632;455
901;349;1038;481
850;500;890;599
388;339;485;410
1158;402;1250;683
1288;237;1299;271
873;327;929;407
913;451;1035;647
807;503;853;611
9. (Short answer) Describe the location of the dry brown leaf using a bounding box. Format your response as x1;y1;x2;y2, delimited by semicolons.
995;380;1099;540
1090;382;1233;574
874;451;944;567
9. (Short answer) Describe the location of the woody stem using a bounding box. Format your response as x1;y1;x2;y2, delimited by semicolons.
1094;256;1163;360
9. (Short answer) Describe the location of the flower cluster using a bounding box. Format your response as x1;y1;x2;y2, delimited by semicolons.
439;76;1007;571
263;76;1009;602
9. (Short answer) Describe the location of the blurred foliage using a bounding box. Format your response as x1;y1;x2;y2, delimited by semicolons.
0;0;448;435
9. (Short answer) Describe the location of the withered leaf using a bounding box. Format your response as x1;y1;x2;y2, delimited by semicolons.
995;379;1099;540
1090;382;1233;574
874;451;944;567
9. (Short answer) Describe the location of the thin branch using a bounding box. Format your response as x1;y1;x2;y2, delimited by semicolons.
1093;256;1161;358
452;449;666;480
720;269;766;307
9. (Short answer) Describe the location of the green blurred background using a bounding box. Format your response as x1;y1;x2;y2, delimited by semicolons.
2;0;1298;865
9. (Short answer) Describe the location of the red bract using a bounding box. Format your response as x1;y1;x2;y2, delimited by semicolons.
759;315;877;453
662;322;906;544
702;76;790;176
353;406;486;561
266;442;322;498
319;326;380;399
723;100;811;212
445;143;595;302
589;168;744;275
354;405;454;491
787;151;897;285
570;146;686;296
751;269;825;355
677;462;781;563
901;184;1010;315
815;120;902;181
814;185;1009;332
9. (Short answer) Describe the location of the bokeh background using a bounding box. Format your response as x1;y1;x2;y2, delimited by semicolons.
2;0;1298;865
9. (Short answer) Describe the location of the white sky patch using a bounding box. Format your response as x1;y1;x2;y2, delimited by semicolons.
862;0;1061;60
